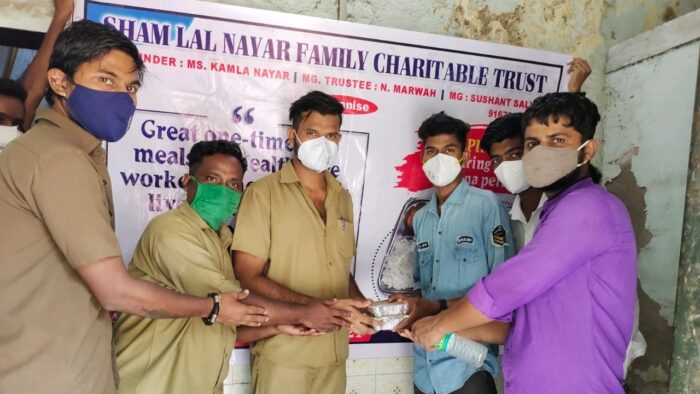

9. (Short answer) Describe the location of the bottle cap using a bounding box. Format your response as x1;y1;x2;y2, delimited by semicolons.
435;332;453;351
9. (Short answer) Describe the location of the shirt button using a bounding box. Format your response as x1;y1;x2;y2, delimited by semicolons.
329;261;333;266
436;259;439;263
438;231;442;235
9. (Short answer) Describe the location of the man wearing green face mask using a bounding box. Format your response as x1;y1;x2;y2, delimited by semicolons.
114;140;345;394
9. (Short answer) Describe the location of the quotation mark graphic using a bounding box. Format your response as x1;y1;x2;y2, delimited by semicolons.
232;106;255;124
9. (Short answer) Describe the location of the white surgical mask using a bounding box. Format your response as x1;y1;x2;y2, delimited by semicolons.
422;153;463;187
0;125;20;152
296;132;338;173
494;160;530;194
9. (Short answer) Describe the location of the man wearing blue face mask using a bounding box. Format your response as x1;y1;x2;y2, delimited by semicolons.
0;21;269;394
114;140;333;394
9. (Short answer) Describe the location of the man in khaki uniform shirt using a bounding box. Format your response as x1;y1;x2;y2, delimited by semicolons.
233;91;379;394
115;194;241;393
0;21;266;394
115;141;324;394
0;107;121;394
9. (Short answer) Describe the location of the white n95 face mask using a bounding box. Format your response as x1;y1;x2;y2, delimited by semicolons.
494;160;530;194
296;133;339;173
422;153;463;187
0;125;20;151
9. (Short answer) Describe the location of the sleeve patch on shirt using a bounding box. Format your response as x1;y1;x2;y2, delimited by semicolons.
456;235;474;245
491;225;507;247
417;241;430;251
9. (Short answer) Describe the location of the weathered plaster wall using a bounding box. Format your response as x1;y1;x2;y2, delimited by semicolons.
601;10;700;391
604;43;698;324
669;52;700;394
2;1;696;120
343;0;608;113
210;0;339;18
0;0;54;32
602;0;700;47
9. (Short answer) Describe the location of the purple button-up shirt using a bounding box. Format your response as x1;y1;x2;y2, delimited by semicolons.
468;178;637;393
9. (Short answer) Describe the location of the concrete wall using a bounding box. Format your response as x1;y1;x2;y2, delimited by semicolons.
0;0;54;32
602;10;700;393
2;1;699;393
669;46;700;393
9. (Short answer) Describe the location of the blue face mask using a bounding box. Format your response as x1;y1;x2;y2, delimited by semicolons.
66;84;136;142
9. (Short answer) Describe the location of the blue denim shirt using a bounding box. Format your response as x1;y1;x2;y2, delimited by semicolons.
412;179;515;394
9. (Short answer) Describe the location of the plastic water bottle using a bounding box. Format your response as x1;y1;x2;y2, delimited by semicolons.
434;333;488;367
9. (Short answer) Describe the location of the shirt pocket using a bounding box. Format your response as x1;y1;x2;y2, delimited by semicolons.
453;243;479;264
452;243;481;289
415;241;433;290
335;218;355;259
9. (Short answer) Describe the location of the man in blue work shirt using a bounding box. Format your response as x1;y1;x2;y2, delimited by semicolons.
391;112;514;394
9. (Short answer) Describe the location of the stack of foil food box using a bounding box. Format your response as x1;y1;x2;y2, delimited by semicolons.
368;300;410;331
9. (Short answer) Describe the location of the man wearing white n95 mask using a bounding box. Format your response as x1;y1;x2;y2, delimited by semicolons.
0;78;26;153
232;90;377;394
393;111;515;394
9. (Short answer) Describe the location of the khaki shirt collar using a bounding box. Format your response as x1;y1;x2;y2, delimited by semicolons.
280;159;342;193
35;108;101;153
179;202;233;247
179;202;210;229
280;160;299;184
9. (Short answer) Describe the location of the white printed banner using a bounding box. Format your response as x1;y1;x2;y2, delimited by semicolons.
74;0;570;351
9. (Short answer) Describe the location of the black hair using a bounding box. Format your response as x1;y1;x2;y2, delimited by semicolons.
46;20;145;104
0;78;27;103
481;112;524;154
289;90;344;130
525;93;603;184
417;111;470;151
590;165;602;184
187;140;248;174
523;92;601;140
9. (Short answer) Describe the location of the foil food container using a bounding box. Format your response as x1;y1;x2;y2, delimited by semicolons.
372;315;410;331
368;300;410;317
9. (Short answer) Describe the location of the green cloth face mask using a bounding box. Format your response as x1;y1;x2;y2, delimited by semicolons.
189;176;242;230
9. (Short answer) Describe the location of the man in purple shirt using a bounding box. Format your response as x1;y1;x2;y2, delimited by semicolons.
410;93;637;393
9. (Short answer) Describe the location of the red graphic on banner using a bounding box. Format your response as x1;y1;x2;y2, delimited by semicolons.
349;332;373;343
394;125;509;194
394;140;432;192
333;95;378;115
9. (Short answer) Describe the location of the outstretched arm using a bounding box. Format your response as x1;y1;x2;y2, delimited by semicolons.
21;0;73;131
